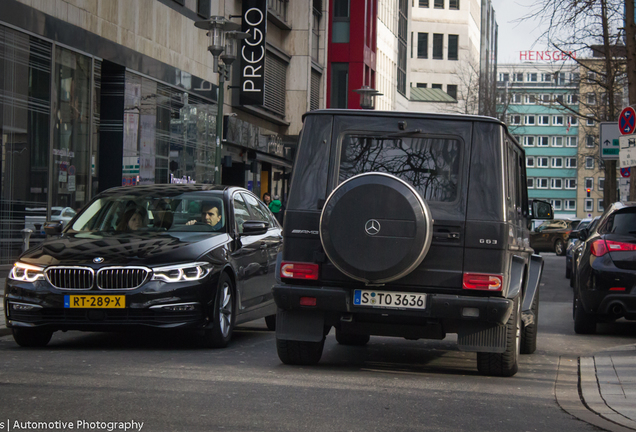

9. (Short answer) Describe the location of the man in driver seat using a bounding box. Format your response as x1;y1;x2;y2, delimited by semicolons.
187;201;224;231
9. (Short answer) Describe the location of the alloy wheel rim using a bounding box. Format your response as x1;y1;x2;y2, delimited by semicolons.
219;282;233;337
515;300;521;356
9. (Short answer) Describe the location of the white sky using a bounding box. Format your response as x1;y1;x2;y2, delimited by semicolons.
490;0;547;64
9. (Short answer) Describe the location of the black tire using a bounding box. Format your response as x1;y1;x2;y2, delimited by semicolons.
554;239;565;256
477;296;521;377
265;314;276;331
12;328;53;348
520;288;539;354
335;329;370;346
276;337;325;365
200;273;235;348
574;296;596;334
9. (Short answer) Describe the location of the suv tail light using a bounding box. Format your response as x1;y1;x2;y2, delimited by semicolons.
463;273;503;291
592;239;636;256
280;262;319;280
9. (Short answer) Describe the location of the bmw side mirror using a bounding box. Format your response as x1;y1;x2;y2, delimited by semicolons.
44;221;63;237
531;200;553;220
568;230;579;240
242;220;269;236
578;229;589;241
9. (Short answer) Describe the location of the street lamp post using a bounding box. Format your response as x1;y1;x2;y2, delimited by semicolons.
195;17;249;184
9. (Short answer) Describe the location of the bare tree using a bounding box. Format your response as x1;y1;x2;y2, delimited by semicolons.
522;0;625;207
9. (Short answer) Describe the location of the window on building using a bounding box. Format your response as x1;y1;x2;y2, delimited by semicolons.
537;178;548;189
527;178;534;188
567;136;578;147
524;136;535;147
541;73;552;82
552;199;562;210
448;35;459;60
527;73;537;82
553;115;564;126
397;0;407;96
585;199;593;212
513;73;523;82
552;157;563;168
449;0;459;9
434;0;444;8
432;83;443;89
537;157;549;167
332;0;350;43
586;92;596;105
552;136;563;147
447;84;457;100
331;63;348;108
511;93;522;104
568;116;578;126
567;94;579;104
598;199;604;212
585;157;594;169
551;178;563;189
197;0;211;17
537;136;549;147
538;115;550;125
499;72;509;82
416;83;427;88
566;157;577;168
417;33;428;58
599;177;604;191
565;179;577;189
419;0;429;6
509;115;521;125
525;94;536;104
433;34;444;59
586;135;595;147
310;69;321;110
264;52;288;116
587;71;595;82
555;94;564;104
564;200;576;210
526;156;535;167
586;117;595;126
541;94;551;103
585;177;593;189
525;115;535;125
555;72;566;85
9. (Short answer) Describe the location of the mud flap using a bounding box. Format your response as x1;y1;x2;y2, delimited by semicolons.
521;254;543;327
457;322;507;353
276;309;325;342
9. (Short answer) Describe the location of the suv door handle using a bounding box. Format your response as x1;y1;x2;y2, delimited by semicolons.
434;232;460;240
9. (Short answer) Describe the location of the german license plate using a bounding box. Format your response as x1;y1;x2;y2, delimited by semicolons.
64;295;125;308
353;289;426;310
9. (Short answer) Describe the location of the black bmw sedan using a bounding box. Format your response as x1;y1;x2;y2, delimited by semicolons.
4;184;282;348
573;201;636;334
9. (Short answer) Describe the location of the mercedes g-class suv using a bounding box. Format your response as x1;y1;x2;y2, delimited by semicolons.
273;110;552;377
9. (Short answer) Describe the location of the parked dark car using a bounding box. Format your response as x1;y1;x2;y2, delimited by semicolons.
4;184;282;348
565;218;593;278
272;110;552;377
530;219;580;256
569;216;601;288
572;202;636;334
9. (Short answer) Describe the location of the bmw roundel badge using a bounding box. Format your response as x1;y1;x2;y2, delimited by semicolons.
93;257;105;264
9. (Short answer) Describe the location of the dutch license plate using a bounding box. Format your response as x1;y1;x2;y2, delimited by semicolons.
64;295;125;308
353;290;426;310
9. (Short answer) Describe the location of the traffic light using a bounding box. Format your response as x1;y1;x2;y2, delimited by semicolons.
586;188;591;198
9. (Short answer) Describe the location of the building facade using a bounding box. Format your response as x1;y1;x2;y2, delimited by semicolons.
497;62;580;219
0;0;327;265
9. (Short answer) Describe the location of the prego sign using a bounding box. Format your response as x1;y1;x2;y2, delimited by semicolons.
240;0;267;106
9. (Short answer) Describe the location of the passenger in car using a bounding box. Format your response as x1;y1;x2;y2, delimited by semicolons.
116;207;148;231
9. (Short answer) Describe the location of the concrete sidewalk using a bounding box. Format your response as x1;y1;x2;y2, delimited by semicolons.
0;276;634;431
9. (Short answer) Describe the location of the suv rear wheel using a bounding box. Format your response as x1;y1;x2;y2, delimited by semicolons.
520;289;539;354
477;296;521;377
276;337;325;365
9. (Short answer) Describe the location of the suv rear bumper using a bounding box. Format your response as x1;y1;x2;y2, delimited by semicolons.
272;284;514;326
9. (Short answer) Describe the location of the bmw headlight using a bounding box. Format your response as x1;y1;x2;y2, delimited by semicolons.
151;262;213;283
9;262;45;282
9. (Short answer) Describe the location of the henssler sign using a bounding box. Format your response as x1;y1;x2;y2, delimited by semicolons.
519;50;577;62
240;0;267;106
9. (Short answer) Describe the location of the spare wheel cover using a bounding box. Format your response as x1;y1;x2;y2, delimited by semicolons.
320;172;433;284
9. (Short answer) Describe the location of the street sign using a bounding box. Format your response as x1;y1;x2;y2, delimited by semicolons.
619;106;636;135
600;122;620;160
619;134;636;167
621;167;631;178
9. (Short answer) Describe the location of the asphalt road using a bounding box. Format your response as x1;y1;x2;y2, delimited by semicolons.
1;254;635;432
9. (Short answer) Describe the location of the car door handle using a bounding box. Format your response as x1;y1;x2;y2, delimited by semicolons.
260;243;268;249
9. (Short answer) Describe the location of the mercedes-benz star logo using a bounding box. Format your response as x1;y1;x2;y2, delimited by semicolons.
93;257;104;264
365;219;381;236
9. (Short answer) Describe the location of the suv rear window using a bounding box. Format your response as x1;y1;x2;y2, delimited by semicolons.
602;208;636;235
339;134;461;202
